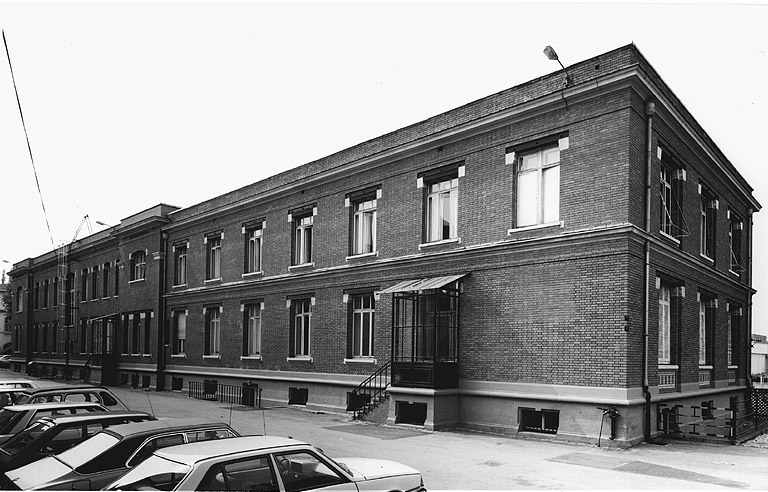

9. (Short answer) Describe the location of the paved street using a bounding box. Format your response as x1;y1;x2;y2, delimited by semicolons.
15;375;768;489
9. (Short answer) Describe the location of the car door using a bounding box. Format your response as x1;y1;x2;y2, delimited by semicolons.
198;456;278;492
271;451;353;492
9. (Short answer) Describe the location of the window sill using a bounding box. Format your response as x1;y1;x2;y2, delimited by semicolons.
508;221;563;235
170;354;186;359
203;354;221;359
242;271;263;278
346;252;378;261
172;283;188;289
699;365;713;370
728;270;741;277
344;357;377;364
699;254;714;263
101;297;109;300
658;364;679;370
289;262;315;271
728;365;738;370
131;353;142;357
419;237;461;250
129;278;145;284
659;231;681;245
287;356;313;363
241;355;263;361
204;278;221;284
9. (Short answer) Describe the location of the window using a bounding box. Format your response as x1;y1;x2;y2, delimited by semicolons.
658;285;671;365
728;303;742;366
121;314;130;355
53;277;58;307
273;451;345;492
244;225;263;274
31;323;38;353
130;251;146;281
199;456;278;492
15;287;22;312
34;282;40;310
114;260;120;296
350;196;377;255
80;318;88;354
42;280;49;309
519;407;559;434
173;311;186;355
729;211;744;274
205;307;221;356
52;321;58;354
290;299;312;357
292;212;313;266
699;185;718;259
102;262;110;298
131;314;141;354
349;294;375;358
425;178;458;242
91;266;99;300
42;323;48;353
699;295;716;366
516;144;560;227
206;234;222;280
243;303;262;357
143;313;151;355
174;244;187;286
81;269;88;302
659;152;688;240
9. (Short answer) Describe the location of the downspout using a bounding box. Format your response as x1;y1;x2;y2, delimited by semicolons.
643;101;656;443
156;232;168;391
746;209;754;387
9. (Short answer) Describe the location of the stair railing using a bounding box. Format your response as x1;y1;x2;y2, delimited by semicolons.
347;360;391;419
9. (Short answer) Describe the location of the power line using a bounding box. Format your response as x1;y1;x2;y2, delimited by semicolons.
3;29;56;249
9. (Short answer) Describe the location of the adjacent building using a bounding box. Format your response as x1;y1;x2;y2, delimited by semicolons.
8;44;760;446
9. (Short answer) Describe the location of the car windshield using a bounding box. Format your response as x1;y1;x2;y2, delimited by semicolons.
57;432;120;468
0;410;24;434
106;455;191;491
0;420;52;456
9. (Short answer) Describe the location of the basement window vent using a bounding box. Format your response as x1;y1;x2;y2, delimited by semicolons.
395;401;427;426
288;387;308;405
519;407;559;434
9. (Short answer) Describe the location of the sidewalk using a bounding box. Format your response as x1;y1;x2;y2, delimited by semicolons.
10;373;768;489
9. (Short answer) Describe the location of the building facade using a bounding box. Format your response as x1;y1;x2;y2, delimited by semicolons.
8;45;760;446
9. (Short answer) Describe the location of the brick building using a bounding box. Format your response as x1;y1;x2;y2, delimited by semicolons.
8;44;760;446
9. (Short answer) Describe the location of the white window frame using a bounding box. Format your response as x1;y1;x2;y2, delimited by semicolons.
247;228;263;274
131;251;146;281
352;199;377;255
699;300;708;366
173;311;186;356
245;304;262;357
516;145;560;228
206;307;221;356
207;236;222;280
293;299;312;357
659;285;671;364
174;244;188;286
293;215;313;266
352;294;375;358
426;178;458;242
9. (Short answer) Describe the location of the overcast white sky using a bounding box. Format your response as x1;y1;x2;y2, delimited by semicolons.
1;1;766;333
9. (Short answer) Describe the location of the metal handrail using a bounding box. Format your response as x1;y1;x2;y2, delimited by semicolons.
348;360;391;419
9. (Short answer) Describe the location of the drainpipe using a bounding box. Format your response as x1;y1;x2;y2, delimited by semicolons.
642;101;656;443
746;209;754;386
156;232;168;391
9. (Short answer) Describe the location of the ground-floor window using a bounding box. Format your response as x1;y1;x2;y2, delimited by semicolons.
173;311;186;355
205;307;221;356
520;407;559;434
349;294;374;358
290;299;312;357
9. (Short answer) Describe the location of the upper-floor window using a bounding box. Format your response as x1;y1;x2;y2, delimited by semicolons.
15;287;22;312
102;262;110;298
172;310;187;355
114;260;120;296
728;211;744;275
699;184;718;260
243;223;264;274
174;243;188;285
659;150;687;241
426;178;458;242
42;280;49;309
34;282;40;310
130;251;146;281
291;209;314;266
52;277;58;307
516;144;560;227
91;266;99;300
206;234;222;280
81;269;89;300
352;197;377;255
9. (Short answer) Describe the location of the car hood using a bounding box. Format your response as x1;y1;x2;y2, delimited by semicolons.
336;458;419;481
4;456;71;490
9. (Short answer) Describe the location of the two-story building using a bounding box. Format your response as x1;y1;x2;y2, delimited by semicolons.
8;44;760;446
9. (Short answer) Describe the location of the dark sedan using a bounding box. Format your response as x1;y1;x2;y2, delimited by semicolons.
3;418;240;490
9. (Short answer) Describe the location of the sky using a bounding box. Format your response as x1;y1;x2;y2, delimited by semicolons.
1;1;766;333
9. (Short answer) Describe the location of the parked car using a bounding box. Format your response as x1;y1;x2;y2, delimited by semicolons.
3;418;240;490
13;385;128;410
0;389;26;410
0;411;154;473
0;380;39;389
104;436;425;492
0;402;107;441
0;356;12;369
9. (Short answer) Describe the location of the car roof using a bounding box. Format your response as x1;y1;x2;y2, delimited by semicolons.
34;411;151;425
1;402;104;412
19;385;113;394
153;436;306;464
103;418;235;438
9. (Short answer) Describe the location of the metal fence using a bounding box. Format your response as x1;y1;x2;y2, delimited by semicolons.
188;380;261;408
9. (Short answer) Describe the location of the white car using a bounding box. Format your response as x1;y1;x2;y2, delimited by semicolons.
0;380;39;389
104;435;425;492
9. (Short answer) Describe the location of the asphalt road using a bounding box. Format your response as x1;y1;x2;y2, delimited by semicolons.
14;375;768;489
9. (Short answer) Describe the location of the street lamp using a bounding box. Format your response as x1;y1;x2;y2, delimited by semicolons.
543;45;571;87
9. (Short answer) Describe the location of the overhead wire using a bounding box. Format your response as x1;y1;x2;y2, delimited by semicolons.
3;29;56;249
